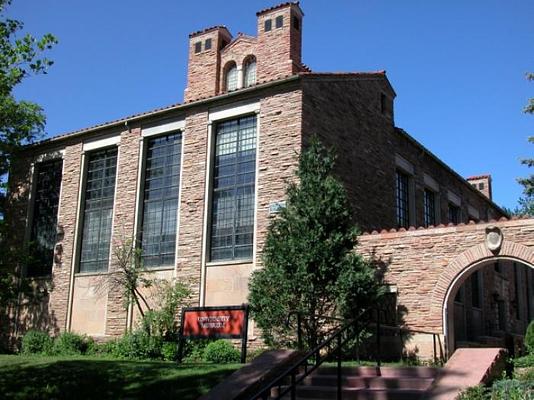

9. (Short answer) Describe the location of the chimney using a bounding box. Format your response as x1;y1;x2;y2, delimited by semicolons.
184;26;232;102
467;175;492;200
256;2;304;82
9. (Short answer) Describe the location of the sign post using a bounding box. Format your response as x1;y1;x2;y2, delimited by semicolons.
178;304;249;363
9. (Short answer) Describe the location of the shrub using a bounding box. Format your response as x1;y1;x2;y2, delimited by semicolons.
492;379;533;399
515;366;534;383
161;342;179;361
525;320;534;354
84;340;113;357
112;331;163;360
52;332;92;356
203;340;240;364
182;339;214;362
457;385;489;400
513;353;534;368
21;330;53;355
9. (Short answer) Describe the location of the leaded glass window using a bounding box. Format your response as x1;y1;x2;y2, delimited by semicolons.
28;159;62;277
210;116;256;261
79;148;117;273
244;58;256;87
423;188;436;227
140;133;182;268
225;63;238;91
395;170;409;228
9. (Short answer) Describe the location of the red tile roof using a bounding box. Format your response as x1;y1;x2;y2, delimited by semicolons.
466;174;491;180
256;1;300;16
36;71;392;145
189;25;230;38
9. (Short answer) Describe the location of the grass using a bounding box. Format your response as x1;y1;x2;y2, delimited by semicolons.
0;355;241;400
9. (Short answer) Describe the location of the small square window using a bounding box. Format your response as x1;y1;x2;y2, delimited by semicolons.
275;15;283;28
264;19;272;32
479;182;485;190
293;16;300;30
204;38;212;50
194;41;202;53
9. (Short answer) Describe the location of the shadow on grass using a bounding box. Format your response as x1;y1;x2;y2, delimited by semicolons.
0;356;240;400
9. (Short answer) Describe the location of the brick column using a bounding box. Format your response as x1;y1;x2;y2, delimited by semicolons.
176;110;209;305
105;128;142;336
49;142;83;334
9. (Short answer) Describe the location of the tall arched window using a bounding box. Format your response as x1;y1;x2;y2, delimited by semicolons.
225;62;238;91
243;56;256;87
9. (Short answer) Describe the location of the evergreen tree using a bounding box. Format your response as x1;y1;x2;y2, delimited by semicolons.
248;138;384;350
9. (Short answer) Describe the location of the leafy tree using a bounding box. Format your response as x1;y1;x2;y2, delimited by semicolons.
0;0;57;192
512;73;534;216
248;138;384;350
110;237;191;339
0;0;57;307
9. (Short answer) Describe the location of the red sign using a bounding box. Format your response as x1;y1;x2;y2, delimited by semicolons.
182;307;247;338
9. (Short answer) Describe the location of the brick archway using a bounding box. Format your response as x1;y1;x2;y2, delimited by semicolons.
431;240;534;354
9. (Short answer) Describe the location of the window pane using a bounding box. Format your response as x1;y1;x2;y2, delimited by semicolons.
28;159;63;277
79;148;117;273
396;171;409;228
244;59;256;87
226;65;238;91
210;116;256;261
141;132;182;268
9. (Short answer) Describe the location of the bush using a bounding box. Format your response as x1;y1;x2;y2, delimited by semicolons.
457;385;489;400
515;366;534;383
203;340;240;364
161;342;179;361
84;340;115;357
525;321;534;354
513;353;534;368
21;330;53;355
492;379;533;399
181;339;214;362
52;332;92;356
112;331;163;360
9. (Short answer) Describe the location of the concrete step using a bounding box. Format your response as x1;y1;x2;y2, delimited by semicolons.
276;385;427;400
313;366;439;379
302;375;434;390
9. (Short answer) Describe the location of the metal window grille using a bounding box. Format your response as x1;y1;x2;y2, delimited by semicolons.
79;148;117;273
395;170;409;228
244;59;256;87
423;189;436;227
210;116;256;261
28;159;63;277
448;204;460;224
225;64;238;91
140;133;182;268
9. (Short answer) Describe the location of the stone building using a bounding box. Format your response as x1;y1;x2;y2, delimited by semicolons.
4;2;534;357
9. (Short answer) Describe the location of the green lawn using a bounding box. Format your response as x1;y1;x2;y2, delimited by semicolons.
0;355;241;400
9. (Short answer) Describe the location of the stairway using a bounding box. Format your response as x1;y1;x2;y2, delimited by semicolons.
275;365;440;400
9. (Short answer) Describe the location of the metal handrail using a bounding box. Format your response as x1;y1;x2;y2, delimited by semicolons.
249;309;369;400
248;308;445;400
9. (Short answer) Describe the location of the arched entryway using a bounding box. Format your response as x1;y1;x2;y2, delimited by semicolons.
433;239;534;356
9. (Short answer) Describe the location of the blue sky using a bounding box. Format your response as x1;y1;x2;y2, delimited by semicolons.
6;0;534;210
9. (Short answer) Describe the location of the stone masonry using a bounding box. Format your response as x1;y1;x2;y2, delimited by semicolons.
3;2;525;355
